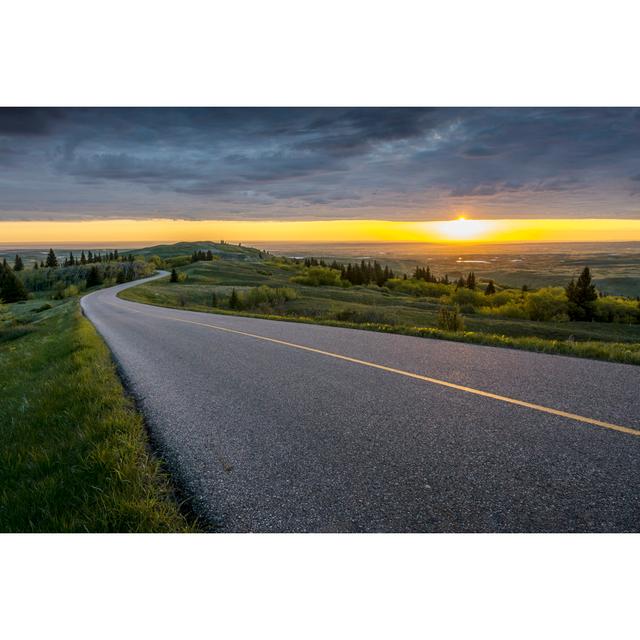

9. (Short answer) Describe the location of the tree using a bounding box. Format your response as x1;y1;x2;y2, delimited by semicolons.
484;280;496;295
0;262;28;302
45;248;58;268
116;269;126;284
466;272;476;290
14;254;24;271
566;267;597;320
86;266;103;288
229;288;241;309
170;268;179;283
33;261;39;270
80;251;87;265
211;291;218;307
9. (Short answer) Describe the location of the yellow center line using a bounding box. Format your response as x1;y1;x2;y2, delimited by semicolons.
117;301;640;438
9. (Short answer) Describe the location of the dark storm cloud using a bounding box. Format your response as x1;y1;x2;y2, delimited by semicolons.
1;107;640;219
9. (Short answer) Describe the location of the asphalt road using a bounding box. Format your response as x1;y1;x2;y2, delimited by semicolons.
81;272;640;532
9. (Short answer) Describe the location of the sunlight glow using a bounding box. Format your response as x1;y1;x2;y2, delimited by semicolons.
433;217;497;241
1;218;640;245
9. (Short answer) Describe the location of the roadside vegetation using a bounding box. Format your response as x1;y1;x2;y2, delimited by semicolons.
0;248;194;532
117;242;640;366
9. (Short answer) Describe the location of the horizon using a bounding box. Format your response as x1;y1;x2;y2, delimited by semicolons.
2;108;640;247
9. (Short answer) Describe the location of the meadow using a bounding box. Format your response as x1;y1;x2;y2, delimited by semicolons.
119;242;640;365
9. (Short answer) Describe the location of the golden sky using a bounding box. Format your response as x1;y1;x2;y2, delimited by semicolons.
1;218;640;245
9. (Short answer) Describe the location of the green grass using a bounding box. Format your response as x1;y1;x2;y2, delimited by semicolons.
0;298;195;532
119;260;640;366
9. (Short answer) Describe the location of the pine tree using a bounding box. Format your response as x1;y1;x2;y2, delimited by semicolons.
170;268;179;283
466;272;476;289
566;267;597;320
86;266;103;288
0;264;28;302
229;288;241;309
80;251;87;265
33;261;39;270
484;280;496;295
14;254;24;271
45;248;58;268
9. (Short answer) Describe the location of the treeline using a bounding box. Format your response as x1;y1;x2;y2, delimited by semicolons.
301;257;397;286
1;247;155;302
191;250;215;262
19;248;137;271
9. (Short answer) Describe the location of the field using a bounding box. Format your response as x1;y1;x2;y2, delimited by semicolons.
118;244;640;365
0;297;194;532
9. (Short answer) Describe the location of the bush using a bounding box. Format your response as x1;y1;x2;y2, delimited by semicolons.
479;301;529;319
594;296;640;323
450;287;484;307
242;286;298;310
525;287;569;321
387;278;451;298
290;266;343;287
437;305;464;332
52;283;80;299
332;307;398;325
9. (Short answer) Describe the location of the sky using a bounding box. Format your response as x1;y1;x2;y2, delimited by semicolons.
1;107;640;243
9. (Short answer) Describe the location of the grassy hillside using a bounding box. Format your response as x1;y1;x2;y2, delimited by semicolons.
119;254;640;365
0;298;195;532
135;240;264;261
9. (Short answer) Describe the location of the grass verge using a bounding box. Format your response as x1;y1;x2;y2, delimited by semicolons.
120;286;640;366
0;298;195;532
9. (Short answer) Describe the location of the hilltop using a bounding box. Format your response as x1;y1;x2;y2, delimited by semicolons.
136;241;264;261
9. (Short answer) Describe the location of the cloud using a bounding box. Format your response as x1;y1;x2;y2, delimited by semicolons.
1;107;640;220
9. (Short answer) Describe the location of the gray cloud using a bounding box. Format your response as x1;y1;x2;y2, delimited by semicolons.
1;107;640;220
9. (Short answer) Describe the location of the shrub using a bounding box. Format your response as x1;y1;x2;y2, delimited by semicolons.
332;307;398;325
243;286;298;310
525;287;569;321
290;266;343;287
480;301;529;319
450;287;484;307
594;296;640;323
33;303;53;313
387;278;451;298
437;305;464;332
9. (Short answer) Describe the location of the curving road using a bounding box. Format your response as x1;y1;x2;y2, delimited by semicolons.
81;272;640;532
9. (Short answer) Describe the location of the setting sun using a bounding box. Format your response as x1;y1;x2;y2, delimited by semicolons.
432;217;497;242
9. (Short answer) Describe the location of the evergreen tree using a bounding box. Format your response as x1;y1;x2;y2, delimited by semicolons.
33;261;39;270
116;269;126;284
0;263;28;302
45;248;58;268
484;280;496;295
86;266;103;288
566;267;597;320
14;254;24;271
229;288;241;309
80;251;87;265
170;268;179;283
466;272;476;289
211;291;218;307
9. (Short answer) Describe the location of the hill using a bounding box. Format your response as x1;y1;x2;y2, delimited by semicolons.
136;241;264;261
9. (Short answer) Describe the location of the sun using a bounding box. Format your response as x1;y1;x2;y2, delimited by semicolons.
432;216;495;242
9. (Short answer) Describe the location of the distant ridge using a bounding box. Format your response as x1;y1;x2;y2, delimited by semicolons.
136;241;263;260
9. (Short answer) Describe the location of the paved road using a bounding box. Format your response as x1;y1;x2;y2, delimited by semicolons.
81;273;640;532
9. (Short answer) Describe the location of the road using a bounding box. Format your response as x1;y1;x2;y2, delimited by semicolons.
81;272;640;532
